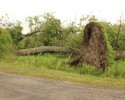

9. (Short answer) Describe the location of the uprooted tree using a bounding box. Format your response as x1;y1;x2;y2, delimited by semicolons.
16;22;125;71
70;22;109;71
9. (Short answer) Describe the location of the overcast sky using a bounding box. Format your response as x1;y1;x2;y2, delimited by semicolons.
0;0;125;33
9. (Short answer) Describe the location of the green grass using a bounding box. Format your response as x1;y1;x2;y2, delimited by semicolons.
0;54;125;89
105;61;125;78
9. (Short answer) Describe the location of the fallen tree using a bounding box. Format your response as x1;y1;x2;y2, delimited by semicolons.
16;46;125;61
16;46;80;56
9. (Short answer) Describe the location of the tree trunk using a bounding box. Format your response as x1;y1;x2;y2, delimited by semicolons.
16;46;125;62
16;46;80;56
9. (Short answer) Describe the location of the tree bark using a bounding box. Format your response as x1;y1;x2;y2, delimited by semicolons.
16;46;125;61
16;46;80;56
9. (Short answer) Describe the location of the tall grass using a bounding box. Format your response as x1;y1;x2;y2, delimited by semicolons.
1;54;125;88
105;60;125;78
1;54;125;78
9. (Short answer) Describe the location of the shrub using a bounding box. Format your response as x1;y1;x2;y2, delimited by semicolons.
105;61;125;78
66;33;83;49
0;28;13;58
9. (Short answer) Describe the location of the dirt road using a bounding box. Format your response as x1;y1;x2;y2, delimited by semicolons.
0;72;125;100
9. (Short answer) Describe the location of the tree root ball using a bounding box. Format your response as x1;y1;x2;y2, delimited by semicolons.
71;22;109;71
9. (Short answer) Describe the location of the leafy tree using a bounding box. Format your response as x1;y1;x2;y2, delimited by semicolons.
7;21;23;48
26;15;43;32
99;21;125;50
0;15;23;48
25;13;63;47
40;13;62;46
62;21;83;49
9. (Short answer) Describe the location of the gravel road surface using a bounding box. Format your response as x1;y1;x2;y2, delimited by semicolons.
0;72;125;100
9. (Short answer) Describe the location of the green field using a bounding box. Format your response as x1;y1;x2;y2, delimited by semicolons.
0;54;125;89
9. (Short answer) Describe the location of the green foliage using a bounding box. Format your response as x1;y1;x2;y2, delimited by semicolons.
76;64;103;76
25;13;63;47
8;54;102;76
61;21;83;49
2;55;125;88
26;15;43;32
1;13;125;51
0;15;23;49
40;13;63;46
110;23;125;50
116;33;125;50
7;22;23;48
2;54;125;79
18;35;44;49
105;61;125;78
105;32;115;64
0;28;13;58
99;21;125;50
66;33;82;49
24;13;85;48
99;22;115;64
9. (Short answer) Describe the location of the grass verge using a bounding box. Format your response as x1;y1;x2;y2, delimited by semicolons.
0;54;125;89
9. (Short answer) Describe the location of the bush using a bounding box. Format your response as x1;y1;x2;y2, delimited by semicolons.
7;25;23;48
66;33;83;49
0;28;13;58
105;61;125;78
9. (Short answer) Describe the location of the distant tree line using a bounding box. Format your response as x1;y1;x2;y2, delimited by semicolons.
0;12;125;58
